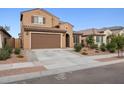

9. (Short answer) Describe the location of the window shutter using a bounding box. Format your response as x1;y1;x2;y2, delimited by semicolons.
31;16;34;23
43;17;46;24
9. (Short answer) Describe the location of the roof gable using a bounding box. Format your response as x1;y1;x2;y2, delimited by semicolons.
21;8;59;19
0;26;11;37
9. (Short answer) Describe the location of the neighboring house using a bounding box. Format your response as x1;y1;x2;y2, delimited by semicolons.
0;27;12;48
79;28;105;46
78;26;124;46
20;8;82;49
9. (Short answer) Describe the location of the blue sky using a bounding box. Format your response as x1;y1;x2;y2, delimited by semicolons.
0;8;124;38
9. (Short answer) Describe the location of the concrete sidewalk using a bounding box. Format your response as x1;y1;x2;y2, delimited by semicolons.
0;62;46;83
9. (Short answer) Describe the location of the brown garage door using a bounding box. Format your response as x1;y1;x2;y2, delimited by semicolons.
31;33;61;49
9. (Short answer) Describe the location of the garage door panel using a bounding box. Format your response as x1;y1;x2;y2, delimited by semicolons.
31;33;61;49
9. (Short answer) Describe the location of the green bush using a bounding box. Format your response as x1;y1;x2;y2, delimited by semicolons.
4;45;13;54
106;42;117;53
96;47;99;50
90;44;98;49
14;48;21;55
109;48;116;53
0;49;10;60
74;44;82;52
100;43;106;52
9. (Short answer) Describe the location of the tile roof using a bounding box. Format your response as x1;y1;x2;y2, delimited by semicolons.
23;25;66;33
0;26;11;37
73;31;82;35
59;21;74;27
78;28;105;36
77;26;124;36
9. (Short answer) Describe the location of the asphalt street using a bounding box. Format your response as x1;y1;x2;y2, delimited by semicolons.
13;62;124;84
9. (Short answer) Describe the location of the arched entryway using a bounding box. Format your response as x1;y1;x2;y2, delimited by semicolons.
66;34;70;47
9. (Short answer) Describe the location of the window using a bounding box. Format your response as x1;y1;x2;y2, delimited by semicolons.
96;36;100;43
74;35;79;44
32;16;45;24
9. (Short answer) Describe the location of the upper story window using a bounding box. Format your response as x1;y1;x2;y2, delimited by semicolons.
32;15;45;25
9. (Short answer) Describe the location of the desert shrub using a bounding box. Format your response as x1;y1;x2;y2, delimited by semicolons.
90;44;98;49
83;49;87;51
100;43;106;52
82;51;88;55
14;48;21;55
0;49;10;60
74;44;82;52
4;45;13;54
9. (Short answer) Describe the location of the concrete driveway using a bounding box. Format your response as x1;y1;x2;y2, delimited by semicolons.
27;49;124;72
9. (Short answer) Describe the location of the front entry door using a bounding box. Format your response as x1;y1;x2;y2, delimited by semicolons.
66;34;70;47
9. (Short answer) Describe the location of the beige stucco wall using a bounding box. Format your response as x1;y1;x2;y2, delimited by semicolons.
79;35;82;44
94;30;113;46
103;29;112;44
61;33;66;48
119;30;124;35
59;23;74;48
21;9;59;27
0;30;11;48
23;31;31;49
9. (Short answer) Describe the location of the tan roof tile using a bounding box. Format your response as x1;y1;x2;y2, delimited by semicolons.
23;25;66;33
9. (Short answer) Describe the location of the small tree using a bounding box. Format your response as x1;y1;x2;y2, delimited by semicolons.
111;35;124;57
86;35;94;48
106;42;117;53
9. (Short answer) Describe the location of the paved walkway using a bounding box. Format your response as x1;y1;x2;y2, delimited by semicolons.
0;49;124;83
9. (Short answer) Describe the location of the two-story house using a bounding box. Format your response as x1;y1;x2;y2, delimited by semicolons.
20;8;82;49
